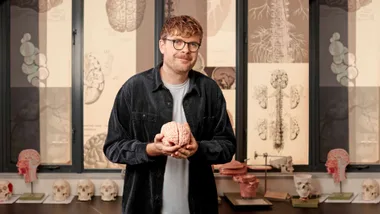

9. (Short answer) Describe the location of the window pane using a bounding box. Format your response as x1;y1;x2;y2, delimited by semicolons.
246;0;309;165
10;0;72;165
319;1;379;164
83;0;155;169
165;0;237;132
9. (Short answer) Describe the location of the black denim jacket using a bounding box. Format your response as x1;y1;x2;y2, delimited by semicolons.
103;63;236;214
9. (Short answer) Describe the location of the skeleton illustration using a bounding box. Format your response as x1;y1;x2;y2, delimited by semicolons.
249;0;308;63
254;69;301;151
329;32;359;87
84;53;105;105
0;180;13;201
362;179;379;201
16;149;41;183
10;0;63;13
325;148;350;183
293;174;313;200
269;156;294;173
106;0;146;32
52;179;71;201
324;0;372;12
100;179;119;201
19;33;50;87
77;179;95;201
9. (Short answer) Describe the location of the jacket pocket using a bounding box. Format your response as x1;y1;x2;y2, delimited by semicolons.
131;112;158;141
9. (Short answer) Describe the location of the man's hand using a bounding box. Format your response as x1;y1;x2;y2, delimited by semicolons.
146;133;181;157
172;124;198;159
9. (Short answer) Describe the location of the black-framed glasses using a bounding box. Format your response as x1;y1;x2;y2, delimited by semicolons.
164;38;200;52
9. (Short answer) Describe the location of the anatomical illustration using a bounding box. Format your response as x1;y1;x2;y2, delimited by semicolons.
329;32;359;87
11;0;63;13
84;132;124;169
253;69;302;152
248;0;309;63
106;0;147;32
323;0;372;12
206;0;233;36
84;53;105;105
211;67;236;90
19;33;50;87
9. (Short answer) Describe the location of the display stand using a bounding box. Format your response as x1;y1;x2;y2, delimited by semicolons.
253;151;291;201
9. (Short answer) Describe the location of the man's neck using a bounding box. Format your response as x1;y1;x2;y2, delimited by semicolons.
160;64;189;85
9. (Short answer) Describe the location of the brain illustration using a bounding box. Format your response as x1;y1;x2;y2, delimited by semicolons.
11;0;63;13
106;0;146;32
160;121;191;146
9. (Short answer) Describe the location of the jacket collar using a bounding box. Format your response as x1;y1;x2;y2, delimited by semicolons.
151;62;201;97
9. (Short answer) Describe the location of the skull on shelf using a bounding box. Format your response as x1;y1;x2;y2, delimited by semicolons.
362;179;379;201
77;179;95;201
100;179;118;201
269;156;294;173
0;180;13;201
294;174;313;199
52;179;71;201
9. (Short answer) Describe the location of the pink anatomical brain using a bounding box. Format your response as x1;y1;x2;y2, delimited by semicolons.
160;121;190;146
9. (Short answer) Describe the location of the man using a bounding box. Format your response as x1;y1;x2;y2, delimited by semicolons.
103;15;236;214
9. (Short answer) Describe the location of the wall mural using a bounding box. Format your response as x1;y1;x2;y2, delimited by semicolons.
247;0;309;165
83;0;154;169
319;0;379;164
248;0;309;63
165;0;236;132
10;0;72;165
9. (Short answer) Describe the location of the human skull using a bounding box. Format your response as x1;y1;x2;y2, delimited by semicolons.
0;180;13;201
77;179;95;201
52;179;71;201
362;179;379;201
294;174;313;199
269;156;294;173
100;179;118;201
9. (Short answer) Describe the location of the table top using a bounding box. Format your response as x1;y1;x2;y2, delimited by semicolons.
1;196;380;214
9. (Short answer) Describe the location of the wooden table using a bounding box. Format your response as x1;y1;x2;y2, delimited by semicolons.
0;196;379;214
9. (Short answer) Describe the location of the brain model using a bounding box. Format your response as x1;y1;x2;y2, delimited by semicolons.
160;121;191;146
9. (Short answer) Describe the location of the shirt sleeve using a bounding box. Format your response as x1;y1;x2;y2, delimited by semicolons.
103;84;157;166
188;88;236;165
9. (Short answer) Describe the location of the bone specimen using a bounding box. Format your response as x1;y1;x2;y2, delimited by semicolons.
19;33;50;87
84;53;105;105
329;32;359;87
10;0;63;13
324;0;372;12
254;69;301;152
84;133;124;169
249;0;308;63
206;0;232;36
211;67;236;89
106;0;146;32
160;121;191;146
